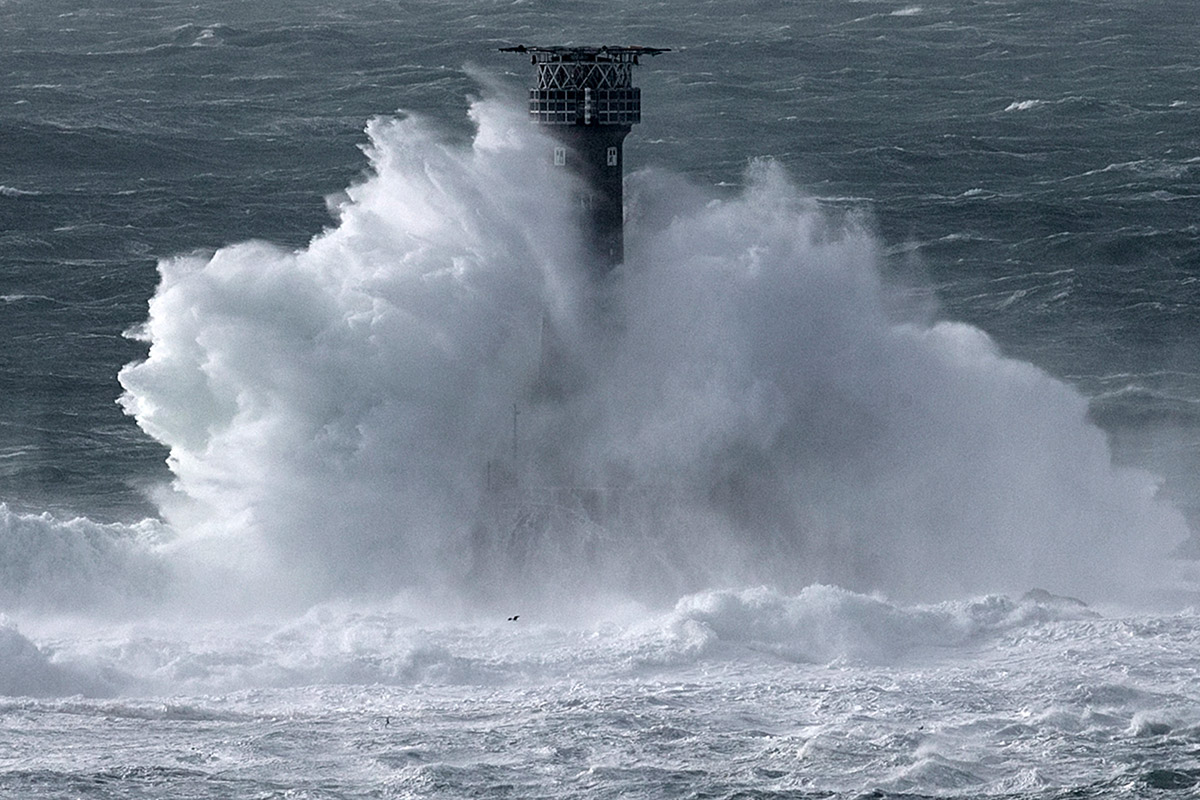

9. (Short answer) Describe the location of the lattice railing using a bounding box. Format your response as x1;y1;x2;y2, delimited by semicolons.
535;60;633;90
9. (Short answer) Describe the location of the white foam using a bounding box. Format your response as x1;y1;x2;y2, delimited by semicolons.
116;95;1187;612
0;622;122;696
653;585;1098;665
1004;100;1046;112
0;504;170;614
0;584;1105;696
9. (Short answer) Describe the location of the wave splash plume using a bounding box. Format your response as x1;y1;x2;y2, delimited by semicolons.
106;95;1184;614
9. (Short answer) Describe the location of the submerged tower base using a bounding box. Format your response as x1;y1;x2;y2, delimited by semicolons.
470;47;672;591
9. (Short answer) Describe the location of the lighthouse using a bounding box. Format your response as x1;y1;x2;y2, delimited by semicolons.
502;45;668;273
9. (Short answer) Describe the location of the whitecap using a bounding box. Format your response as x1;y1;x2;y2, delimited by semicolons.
1004;100;1045;112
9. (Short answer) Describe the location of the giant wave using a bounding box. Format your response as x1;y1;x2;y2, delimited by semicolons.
99;94;1187;614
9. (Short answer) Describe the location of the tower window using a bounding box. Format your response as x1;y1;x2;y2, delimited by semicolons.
607;146;619;166
554;146;566;166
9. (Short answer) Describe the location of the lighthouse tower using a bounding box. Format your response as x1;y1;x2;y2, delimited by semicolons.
502;45;667;273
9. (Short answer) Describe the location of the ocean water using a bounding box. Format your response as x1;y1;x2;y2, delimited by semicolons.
2;0;1200;797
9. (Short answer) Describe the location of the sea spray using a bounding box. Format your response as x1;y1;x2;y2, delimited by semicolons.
116;95;1187;611
120;99;580;606
0;503;169;614
0;586;1111;697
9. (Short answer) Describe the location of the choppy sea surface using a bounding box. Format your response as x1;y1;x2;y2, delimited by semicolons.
2;0;1200;797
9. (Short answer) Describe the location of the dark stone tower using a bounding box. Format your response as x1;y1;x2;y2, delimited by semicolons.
502;45;667;274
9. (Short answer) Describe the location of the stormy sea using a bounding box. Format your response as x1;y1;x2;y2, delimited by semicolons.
3;1;1200;797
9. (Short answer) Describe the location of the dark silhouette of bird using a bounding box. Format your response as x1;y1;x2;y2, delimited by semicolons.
507;615;519;621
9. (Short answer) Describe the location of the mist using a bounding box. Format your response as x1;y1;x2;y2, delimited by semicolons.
109;95;1186;614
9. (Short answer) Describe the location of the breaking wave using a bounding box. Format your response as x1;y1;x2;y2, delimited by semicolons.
0;585;1107;697
0;504;170;615
103;95;1185;614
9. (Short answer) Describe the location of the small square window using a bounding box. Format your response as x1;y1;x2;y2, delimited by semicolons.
554;147;567;166
607;147;619;167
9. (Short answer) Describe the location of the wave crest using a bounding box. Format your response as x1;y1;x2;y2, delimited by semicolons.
117;96;1186;610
